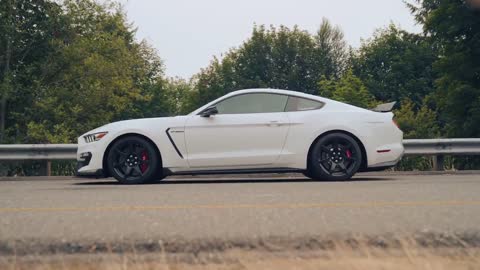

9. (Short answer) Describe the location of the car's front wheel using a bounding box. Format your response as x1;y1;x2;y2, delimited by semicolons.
307;133;362;181
107;136;162;184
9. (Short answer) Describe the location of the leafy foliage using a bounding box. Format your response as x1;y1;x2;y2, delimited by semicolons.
194;20;349;105
318;70;376;108
24;0;165;143
0;0;64;143
409;0;480;138
351;24;437;105
395;98;440;139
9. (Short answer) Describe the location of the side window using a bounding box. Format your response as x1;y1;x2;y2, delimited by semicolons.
285;96;324;112
215;93;288;114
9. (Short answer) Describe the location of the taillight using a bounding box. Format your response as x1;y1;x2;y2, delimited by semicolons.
392;119;400;129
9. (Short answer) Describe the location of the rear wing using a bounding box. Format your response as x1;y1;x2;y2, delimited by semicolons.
371;101;397;112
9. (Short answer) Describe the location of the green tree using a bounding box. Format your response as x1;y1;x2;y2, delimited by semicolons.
26;0;165;143
318;70;376;108
395;98;440;139
164;78;198;115
409;0;480;137
394;97;440;170
194;53;239;106
194;20;349;105
141;77;196;117
0;0;63;143
314;18;348;79
351;24;437;105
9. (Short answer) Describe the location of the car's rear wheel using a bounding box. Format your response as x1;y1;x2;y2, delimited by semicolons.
107;136;162;184
308;133;362;181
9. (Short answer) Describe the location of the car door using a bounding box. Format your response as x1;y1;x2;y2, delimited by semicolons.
184;93;290;168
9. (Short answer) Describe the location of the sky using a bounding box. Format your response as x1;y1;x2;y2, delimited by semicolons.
117;0;422;79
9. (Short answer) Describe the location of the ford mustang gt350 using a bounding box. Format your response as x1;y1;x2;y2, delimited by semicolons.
77;89;403;184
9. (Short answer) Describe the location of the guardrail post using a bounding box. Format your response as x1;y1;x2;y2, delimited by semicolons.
36;160;52;176
38;161;47;176
432;155;444;171
47;160;52;176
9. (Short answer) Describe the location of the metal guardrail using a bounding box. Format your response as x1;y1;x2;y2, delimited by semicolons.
404;139;480;155
0;144;77;176
403;138;480;171
0;144;77;160
1;139;479;174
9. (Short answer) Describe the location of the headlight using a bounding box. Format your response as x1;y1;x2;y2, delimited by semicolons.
84;132;108;143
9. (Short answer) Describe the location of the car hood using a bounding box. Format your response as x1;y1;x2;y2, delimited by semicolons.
80;116;187;137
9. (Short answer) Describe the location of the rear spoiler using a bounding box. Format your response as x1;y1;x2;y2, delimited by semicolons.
371;101;397;112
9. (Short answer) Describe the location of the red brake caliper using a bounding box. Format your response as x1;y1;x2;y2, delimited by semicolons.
140;151;149;173
346;149;352;159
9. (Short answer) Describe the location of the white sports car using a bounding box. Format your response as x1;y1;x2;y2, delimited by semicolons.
77;89;404;184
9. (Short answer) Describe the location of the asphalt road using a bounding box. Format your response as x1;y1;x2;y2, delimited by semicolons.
1;173;479;244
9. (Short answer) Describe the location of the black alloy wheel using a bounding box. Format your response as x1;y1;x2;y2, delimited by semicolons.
107;136;161;184
308;133;362;181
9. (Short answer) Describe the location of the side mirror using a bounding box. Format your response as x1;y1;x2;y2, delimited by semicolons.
200;106;218;117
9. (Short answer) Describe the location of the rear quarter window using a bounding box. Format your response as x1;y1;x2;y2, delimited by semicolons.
285;96;324;112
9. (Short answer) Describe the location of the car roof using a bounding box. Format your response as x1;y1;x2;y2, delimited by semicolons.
189;88;369;115
226;88;323;100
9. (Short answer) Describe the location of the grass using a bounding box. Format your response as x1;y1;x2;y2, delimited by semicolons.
2;249;479;270
1;236;480;270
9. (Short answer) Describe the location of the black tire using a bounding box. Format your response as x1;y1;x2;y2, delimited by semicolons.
107;136;163;184
302;170;314;179
308;133;362;181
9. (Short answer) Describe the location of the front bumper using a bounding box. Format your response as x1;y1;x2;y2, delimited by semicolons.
76;137;109;177
76;168;105;178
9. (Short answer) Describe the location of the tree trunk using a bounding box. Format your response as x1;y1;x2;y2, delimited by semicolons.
0;95;6;143
0;43;11;143
0;0;13;143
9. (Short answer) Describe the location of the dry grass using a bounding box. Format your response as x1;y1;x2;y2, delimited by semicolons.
2;239;480;270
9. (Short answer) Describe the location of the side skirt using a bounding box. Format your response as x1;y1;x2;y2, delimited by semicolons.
358;165;394;172
163;167;304;176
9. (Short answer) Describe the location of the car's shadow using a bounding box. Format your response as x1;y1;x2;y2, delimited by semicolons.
74;176;393;186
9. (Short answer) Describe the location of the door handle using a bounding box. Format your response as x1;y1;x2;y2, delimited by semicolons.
267;121;281;126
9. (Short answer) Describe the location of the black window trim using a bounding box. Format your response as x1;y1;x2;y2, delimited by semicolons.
197;92;325;116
